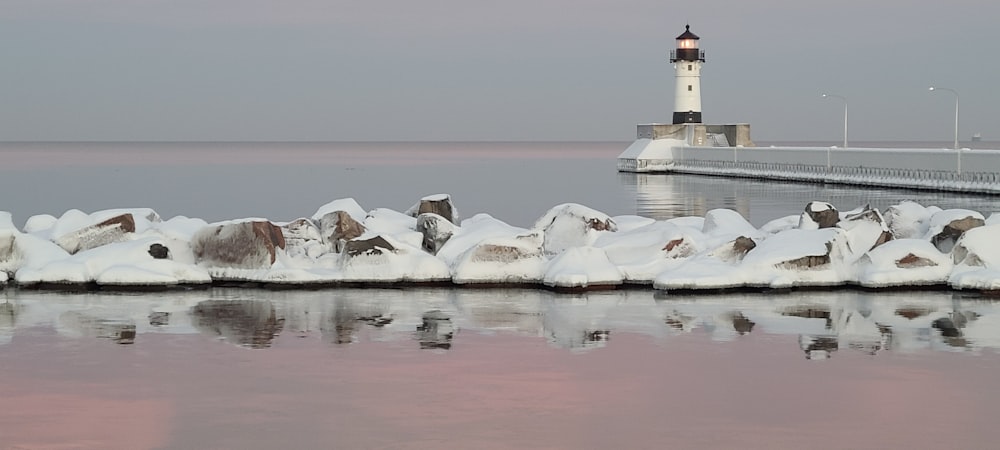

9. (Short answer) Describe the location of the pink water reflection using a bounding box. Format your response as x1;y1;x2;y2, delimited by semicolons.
2;329;1000;449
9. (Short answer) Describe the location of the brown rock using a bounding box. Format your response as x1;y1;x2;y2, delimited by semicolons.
342;235;395;257
56;213;136;254
410;195;458;224
842;206;893;251
777;242;833;270
192;221;286;268
320;211;366;252
932;216;985;253
804;202;839;228
895;253;938;268
663;237;695;259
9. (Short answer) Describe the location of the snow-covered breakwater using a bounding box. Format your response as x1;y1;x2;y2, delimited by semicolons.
2;195;999;292
618;141;1000;194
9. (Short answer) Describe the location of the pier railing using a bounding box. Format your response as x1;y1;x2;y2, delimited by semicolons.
622;145;1000;194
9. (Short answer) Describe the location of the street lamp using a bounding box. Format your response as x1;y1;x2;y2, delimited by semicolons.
821;93;848;148
929;86;959;150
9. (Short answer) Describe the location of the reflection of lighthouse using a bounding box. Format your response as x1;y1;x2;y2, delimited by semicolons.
671;25;705;124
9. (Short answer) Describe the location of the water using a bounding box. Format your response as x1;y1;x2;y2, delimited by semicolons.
3;141;1000;227
3;141;1000;448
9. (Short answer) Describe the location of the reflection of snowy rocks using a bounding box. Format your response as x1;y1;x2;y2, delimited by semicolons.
191;300;284;349
416;310;454;350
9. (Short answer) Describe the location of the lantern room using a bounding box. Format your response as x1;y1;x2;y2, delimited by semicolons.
670;25;705;62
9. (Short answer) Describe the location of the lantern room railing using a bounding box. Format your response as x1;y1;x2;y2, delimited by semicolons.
670;49;705;62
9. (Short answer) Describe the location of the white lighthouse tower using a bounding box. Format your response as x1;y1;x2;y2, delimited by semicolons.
671;25;704;124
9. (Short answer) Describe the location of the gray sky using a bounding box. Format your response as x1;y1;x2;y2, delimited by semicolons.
1;0;997;142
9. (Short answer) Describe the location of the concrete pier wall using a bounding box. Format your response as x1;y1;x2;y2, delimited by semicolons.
618;143;1000;194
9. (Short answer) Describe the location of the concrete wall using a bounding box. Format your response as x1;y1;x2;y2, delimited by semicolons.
636;124;754;147
666;146;1000;194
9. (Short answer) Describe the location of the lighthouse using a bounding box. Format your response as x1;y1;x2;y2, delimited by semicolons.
670;25;705;124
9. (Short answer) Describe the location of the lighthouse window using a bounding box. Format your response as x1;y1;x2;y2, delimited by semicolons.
688;64;692;71
688;85;693;91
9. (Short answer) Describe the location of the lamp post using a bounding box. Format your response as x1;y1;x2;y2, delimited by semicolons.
929;86;959;150
821;93;848;148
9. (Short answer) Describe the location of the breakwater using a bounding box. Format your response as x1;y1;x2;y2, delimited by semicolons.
618;140;1000;194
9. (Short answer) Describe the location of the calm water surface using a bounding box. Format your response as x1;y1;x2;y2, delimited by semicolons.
3;142;1000;449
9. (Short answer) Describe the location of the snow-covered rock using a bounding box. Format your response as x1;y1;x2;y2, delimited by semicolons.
543;246;622;289
533;203;617;255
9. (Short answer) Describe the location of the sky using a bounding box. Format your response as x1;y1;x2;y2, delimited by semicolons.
1;0;998;142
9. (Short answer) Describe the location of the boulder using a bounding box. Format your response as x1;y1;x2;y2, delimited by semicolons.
192;221;286;269
839;206;893;254
451;232;546;284
801;201;839;229
281;218;326;258
342;235;395;257
662;237;696;259
55;213;136;254
416;213;455;255
884;201;933;239
707;236;756;263
147;243;171;259
319;211;366;252
533;203;617;254
406;194;459;224
895;253;938;269
951;225;1000;268
931;215;985;253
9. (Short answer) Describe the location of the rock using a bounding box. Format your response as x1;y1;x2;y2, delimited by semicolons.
884;201;933;239
533;203;617;254
416;213;454;255
192;221;286;269
147;243;171;259
702;209;756;238
281;218;326;258
801;201;839;229
0;232;15;276
451;232;546;284
840;206;893;254
319;211;366;252
406;194;459;224
55;213;136;254
342;235;396;257
931;215;985;253
707;236;756;263
777;243;832;270
951;225;1000;268
662;237;696;259
895;253;938;268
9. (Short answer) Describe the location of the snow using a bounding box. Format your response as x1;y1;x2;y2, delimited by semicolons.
2;199;1000;292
